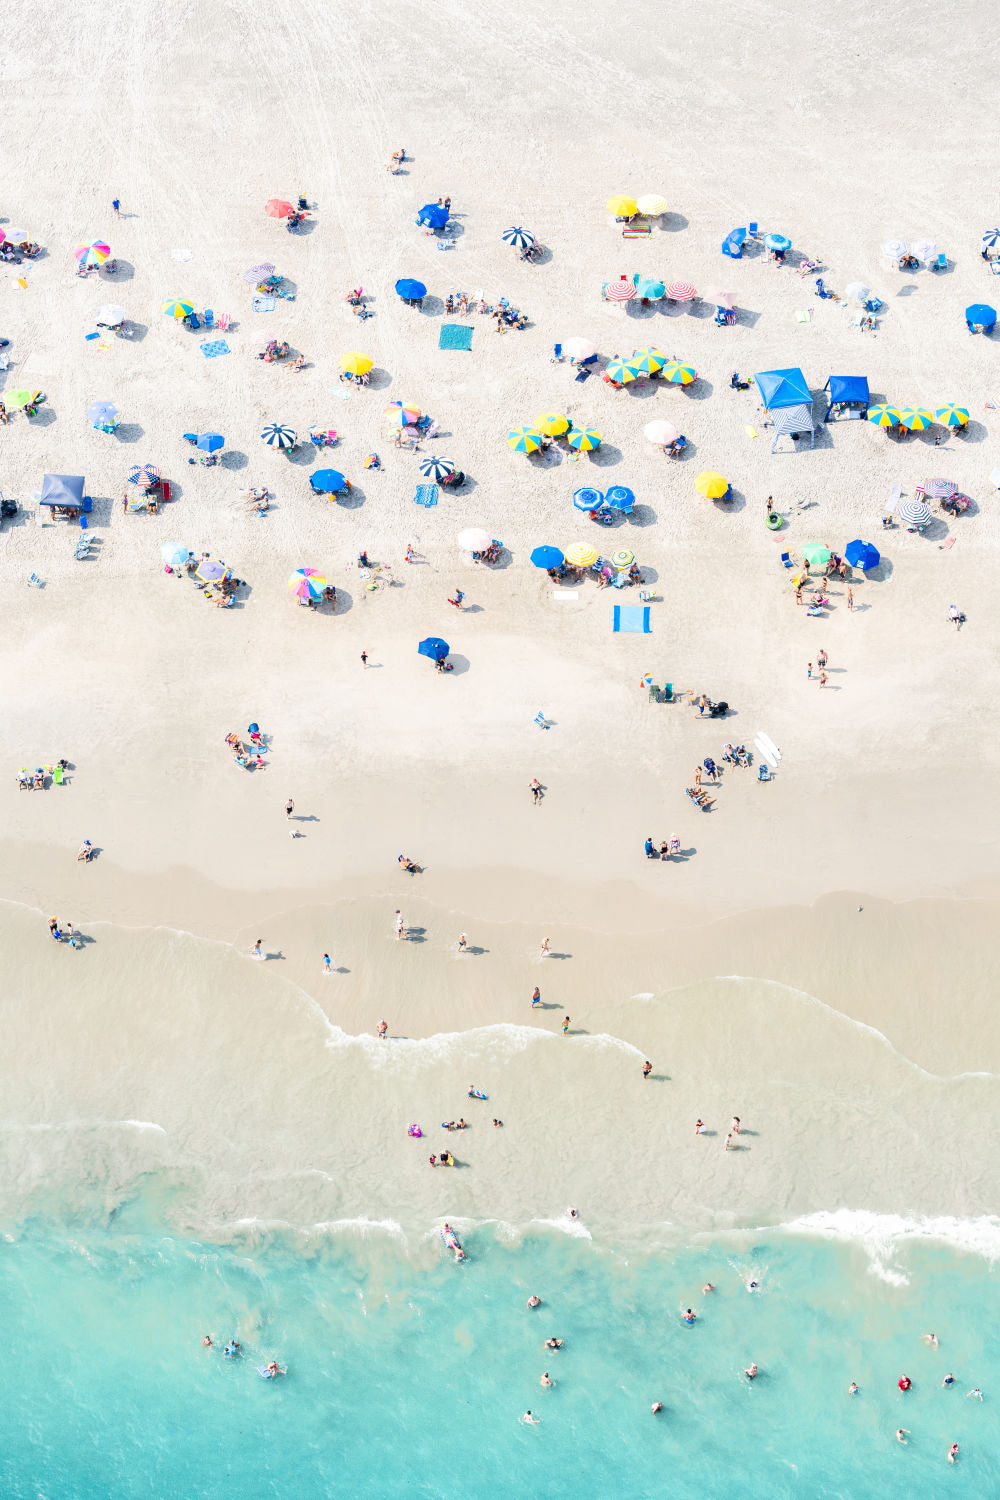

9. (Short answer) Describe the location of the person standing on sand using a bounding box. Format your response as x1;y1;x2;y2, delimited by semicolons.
819;670;828;688
531;987;541;1007
377;1020;388;1039
642;1060;652;1078
561;1016;570;1034
731;1117;741;1134
361;651;368;667
817;648;828;669
112;198;121;217
847;587;854;611
251;939;263;960
323;954;331;975
807;662;813;679
395;910;405;940
457;932;467;952
725;1132;733;1150
540;937;551;958
285;797;294;819
48;916;59;940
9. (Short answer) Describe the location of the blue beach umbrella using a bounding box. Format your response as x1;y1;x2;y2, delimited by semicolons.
87;400;118;425
764;232;791;252
845;540;880;571
636;279;666;300
965;303;997;330
573;487;605;512
417;636;449;661
983;229;1000;248
419;455;454;481
604;485;635;513
197;431;224;452
311;468;346;493
161;542;190;567
395;277;427;301
502;227;535;250
417;204;449;229
530;545;564;569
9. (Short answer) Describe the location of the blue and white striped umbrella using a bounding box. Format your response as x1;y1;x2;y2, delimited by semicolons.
502;226;535;250
983;229;1000;248
419;455;454;481
261;422;296;449
573;487;604;512
898;497;932;528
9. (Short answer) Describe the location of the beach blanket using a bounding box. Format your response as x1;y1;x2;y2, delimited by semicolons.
170;248;194;261
252;295;276;313
623;226;651;239
414;484;438;508
612;605;651;634
439;323;474;351
794;309;812;322
200;340;230;358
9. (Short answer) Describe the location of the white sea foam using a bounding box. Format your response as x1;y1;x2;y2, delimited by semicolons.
773;1208;1000;1282
0;1118;167;1135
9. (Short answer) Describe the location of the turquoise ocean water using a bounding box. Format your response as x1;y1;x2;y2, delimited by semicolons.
2;1200;998;1498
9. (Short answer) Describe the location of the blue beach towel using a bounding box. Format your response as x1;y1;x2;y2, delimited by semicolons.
612;605;651;633
414;484;439;508
439;323;474;351
200;340;231;358
252;295;277;313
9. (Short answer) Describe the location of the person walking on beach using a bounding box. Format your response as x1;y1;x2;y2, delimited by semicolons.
251;939;263;960
285;797;294;820
531;986;541;1007
112;198;121;217
395;910;405;941
540;937;551;958
642;1060;652;1078
323;953;332;975
457;932;467;952
361;650;368;667
847;586;854;612
807;662;813;679
48;915;59;940
819;670;828;688
377;1020;388;1039
561;1016;570;1034
817;648;828;669
731;1117;741;1134
530;778;542;804
725;1132;733;1150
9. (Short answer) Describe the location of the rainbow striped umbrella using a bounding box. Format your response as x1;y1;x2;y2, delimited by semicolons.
661;360;697;385
536;412;570;436
604;276;637;302
75;240;110;266
605;357;639;384
384;400;421;426
629;348;665;373
867;405;901;428
564;543;599;568
288;567;326;600
935;404;969;427
898;407;934;431
664;281;696;302
162;298;194;319
567;427;601;451
507;426;542;453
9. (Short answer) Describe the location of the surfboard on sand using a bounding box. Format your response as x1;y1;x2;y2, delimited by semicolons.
754;732;781;769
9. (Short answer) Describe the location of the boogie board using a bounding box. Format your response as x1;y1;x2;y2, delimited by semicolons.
754;732;781;769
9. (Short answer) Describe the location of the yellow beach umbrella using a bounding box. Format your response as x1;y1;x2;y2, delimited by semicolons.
535;412;570;436
866;404;901;428
695;470;729;499
564;543;599;568
340;352;373;375
606;196;637;217
898;407;934;431
567;427;601;451
605;357;639;384
507;425;542;453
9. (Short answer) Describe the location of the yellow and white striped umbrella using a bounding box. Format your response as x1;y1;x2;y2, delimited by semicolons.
564;543;599;568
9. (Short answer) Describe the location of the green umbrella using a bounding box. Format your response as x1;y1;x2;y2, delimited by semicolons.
803;544;831;567
3;390;32;409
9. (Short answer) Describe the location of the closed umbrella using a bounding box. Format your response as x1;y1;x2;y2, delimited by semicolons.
563;337;596;361
898;407;934;431
162;298;194;319
311;469;346;492
611;548;635;569
243;262;275;283
898;498;932;528
629;348;665;373
802;543;831;567
161;543;190;567
261;423;296;449
567;427;601;451
536;412;570;436
530;545;563;569
923;478;957;498
75;240;110;265
87;401;118;425
419;456;454;480
395;278;427;300
844;540;880;570
644;419;679;445
881;239;908;260
704;288;736;308
96;304;127;326
417;636;450;661
288;567;326;599
606;196;637;217
573;487;604;511
604;276;637;302
911;239;937;263
417;203;449;229
635;279;665;300
661;360;697;385
265;199;295;219
457;527;492;552
605;357;639;384
605;485;635;513
508;426;542;453
635;195;668;216
197;432;225;452
502;227;534;249
934;405;969;428
764;233;791;252
695;471;729;499
198;559;228;582
664;281;696;301
128;464;161;488
340;352;373;375
564;543;599;568
843;282;870;303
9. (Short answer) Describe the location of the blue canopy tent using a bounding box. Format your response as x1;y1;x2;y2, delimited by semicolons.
753;367;812;409
416;203;449;230
722;227;747;259
966;303;996;333
395;278;427;303
40;474;90;510
823;375;870;421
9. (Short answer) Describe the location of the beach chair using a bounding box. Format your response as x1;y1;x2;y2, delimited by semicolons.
217;312;231;330
748;222;760;239
933;253;947;271
203;309;214;329
551;343;563;362
533;712;549;730
779;551;793;567
53;765;64;786
648;683;661;702
27;573;42;587
662;683;673;702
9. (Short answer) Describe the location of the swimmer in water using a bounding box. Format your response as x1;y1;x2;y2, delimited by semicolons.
521;1411;540;1425
224;1339;240;1359
747;1279;759;1291
544;1339;563;1350
921;1333;939;1348
948;1443;959;1463
540;1372;553;1387
745;1363;758;1380
898;1376;912;1391
651;1402;663;1414
683;1308;697;1323
896;1428;909;1444
265;1360;286;1378
702;1283;715;1295
848;1382;859;1395
202;1335;213;1348
527;1295;541;1309
942;1374;955;1386
967;1388;983;1400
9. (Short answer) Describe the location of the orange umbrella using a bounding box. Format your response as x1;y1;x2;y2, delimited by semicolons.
265;199;295;219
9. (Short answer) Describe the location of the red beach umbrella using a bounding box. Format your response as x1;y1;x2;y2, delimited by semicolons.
265;199;295;220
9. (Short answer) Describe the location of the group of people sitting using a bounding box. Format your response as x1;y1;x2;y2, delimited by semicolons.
346;287;373;319
246;487;271;515
722;743;753;768
470;538;503;565
595;560;643;588
1;239;40;261
225;729;265;770
17;760;68;790
644;835;682;860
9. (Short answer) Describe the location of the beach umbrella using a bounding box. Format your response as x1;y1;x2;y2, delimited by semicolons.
417;636;450;661
128;464;161;488
605;485;635;513
198;559;228;582
5;228;27;245
606;196;637;217
664;281;696;301
563;337;597;361
923;477;957;497
74;240;110;265
567;427;601;451
340;352;373;376
419;455;454;480
573;487;604;511
983;229;1000;249
644;419;679;445
265;199;295;219
384;401;421;427
966;303;997;329
845;540;881;571
530;545;564;570
763;233;791;252
636;195;668;216
635;279;666;300
911;239;937;263
604;276;637;302
843;282;870;303
704;287;736;308
243;262;275;283
502;227;534;249
161;543;190;567
605;357;639;384
96;304;127;326
802;543;831;566
3;390;33;409
867;405;901;428
417;203;449;229
457;527;492;552
311;469;346;492
261;422;296;449
536;412;570;436
881;238;907;260
507;426;542;453
629;348;665;373
640;673;654;689
661;360;697;385
695;471;729;499
197;432;225;453
162;298;194;319
288;567;326;599
898;407;934;431
87;401;118;425
394;278;426;300
934;405;969;428
611;548;635;569
898;498;932;528
564;543;599;568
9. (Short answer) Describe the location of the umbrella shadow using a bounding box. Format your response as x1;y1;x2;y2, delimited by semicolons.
420;295;445;317
290;219;317;236
334;485;365;509
28;407;56;427
333;588;354;615
113;423;144;444
287;444;318;466
628;505;658;527
104;260;134;282
526;244;553;267
588;444;623;470
637;564;660;583
953;421;985;444
125;322;149;342
684;379;715;402
220;450;249;471
626;382;660;400
688;301;716;321
661;213;689;233
365;368;393;391
447;653;470;675
716;488;746;514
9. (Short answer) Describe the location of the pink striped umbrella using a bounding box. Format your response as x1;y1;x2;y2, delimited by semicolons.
604;276;637;302
664;281;697;302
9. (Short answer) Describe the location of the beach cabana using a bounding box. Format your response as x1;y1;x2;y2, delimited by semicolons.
966;303;996;333
823;375;870;421
754;367;812;410
770;406;815;452
722;228;747;259
40;474;86;509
